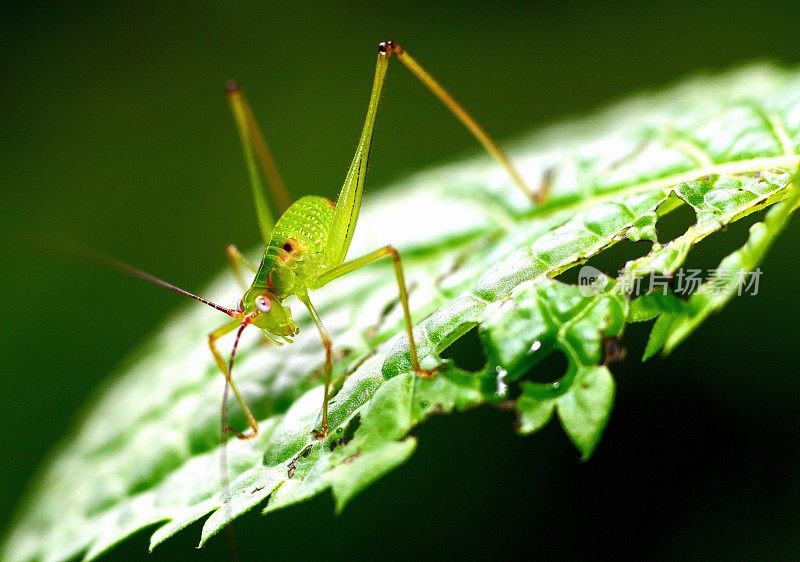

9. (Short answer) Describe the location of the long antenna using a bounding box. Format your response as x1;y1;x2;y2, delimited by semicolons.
106;257;239;317
58;243;240;318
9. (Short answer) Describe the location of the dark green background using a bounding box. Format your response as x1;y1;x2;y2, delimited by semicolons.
2;2;800;560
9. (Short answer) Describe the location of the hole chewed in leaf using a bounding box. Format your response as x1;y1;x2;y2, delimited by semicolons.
329;413;361;452
287;444;313;479
555;238;652;285
656;198;697;243
509;347;570;398
620;318;657;361
341;413;361;446
680;207;769;275
439;325;487;372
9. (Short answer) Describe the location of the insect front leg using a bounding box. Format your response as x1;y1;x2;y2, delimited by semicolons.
209;319;259;440
310;246;438;379
297;292;334;439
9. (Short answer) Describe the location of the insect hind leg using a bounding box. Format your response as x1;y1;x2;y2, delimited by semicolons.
379;40;546;204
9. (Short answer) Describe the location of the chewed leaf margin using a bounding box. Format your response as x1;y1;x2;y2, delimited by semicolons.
196;165;799;545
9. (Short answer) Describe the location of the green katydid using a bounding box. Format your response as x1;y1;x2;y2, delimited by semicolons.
118;41;545;445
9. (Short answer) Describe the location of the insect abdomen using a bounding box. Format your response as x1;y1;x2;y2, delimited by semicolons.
269;195;335;256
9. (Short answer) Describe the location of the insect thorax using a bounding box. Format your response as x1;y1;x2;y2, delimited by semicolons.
251;195;336;298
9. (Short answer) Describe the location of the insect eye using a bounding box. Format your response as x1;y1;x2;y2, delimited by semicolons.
255;295;271;313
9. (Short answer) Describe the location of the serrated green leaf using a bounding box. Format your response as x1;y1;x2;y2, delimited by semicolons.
640;176;800;357
556;365;615;460
483;279;625;457
3;64;800;562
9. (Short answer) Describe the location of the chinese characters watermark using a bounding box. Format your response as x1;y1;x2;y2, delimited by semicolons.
578;265;762;297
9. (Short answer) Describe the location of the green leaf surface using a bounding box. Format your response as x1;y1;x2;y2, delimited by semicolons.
4;64;800;562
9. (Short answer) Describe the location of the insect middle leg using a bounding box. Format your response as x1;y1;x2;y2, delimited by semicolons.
208;319;259;440
297;292;334;438
225;244;258;290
